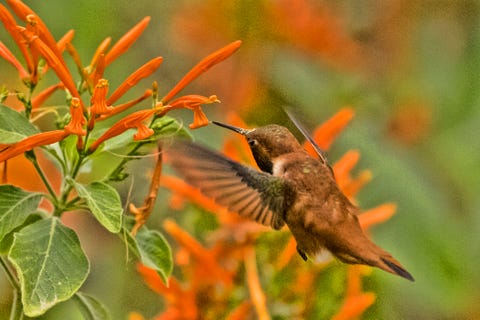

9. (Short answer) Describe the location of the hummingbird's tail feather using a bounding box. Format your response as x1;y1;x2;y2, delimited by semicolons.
378;256;415;281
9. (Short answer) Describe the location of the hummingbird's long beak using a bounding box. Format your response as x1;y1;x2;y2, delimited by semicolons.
212;121;252;135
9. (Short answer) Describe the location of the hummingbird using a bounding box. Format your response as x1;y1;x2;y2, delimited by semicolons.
167;114;414;281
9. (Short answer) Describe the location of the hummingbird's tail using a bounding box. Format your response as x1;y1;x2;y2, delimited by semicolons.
332;235;414;281
376;254;414;281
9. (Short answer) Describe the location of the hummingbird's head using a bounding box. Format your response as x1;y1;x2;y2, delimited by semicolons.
213;121;303;173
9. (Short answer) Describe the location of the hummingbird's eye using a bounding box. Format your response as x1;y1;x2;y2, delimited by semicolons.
248;139;257;147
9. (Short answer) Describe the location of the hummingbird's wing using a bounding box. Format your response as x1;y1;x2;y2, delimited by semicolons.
167;140;292;229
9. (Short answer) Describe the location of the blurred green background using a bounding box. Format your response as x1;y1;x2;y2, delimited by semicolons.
1;0;480;319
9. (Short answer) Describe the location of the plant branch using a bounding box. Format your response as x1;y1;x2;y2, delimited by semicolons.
0;257;20;292
25;150;58;203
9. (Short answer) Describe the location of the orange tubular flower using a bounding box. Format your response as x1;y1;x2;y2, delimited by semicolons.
91;53;106;88
0;4;34;73
331;266;376;320
89;37;111;70
17;26;81;101
359;203;397;230
163;219;233;286
244;248;270;320
137;265;199;319
88;108;156;152
162;94;220;129
106;56;163;105
100;89;152;120
90;79;112;116
0;130;69;162
0;41;29;79
31;82;64;109
56;29;75;52
161;40;242;103
64;98;86;135
7;0;64;64
104;16;151;66
304;107;355;155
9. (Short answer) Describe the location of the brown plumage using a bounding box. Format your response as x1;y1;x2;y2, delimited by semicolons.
168;121;414;281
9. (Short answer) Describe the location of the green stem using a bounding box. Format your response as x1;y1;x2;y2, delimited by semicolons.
25;150;58;204
104;143;144;182
9;289;24;320
0;257;20;292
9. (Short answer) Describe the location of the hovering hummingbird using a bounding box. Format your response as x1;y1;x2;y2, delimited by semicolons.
167;112;414;281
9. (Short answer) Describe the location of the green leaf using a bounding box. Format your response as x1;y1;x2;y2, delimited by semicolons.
0;212;43;254
72;181;122;233
73;292;111;320
135;227;173;284
8;217;90;317
0;104;38;143
121;220;172;284
0;185;42;243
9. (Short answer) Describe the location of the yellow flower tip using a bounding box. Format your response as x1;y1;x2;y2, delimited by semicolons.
207;94;220;104
25;14;37;26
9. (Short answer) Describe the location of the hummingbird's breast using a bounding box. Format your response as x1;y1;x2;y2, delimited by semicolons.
273;151;334;197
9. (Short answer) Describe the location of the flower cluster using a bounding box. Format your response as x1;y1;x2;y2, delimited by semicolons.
134;109;398;319
0;0;241;164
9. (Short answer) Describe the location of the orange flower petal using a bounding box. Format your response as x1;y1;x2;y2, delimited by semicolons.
160;95;220;129
91;53;106;88
100;89;152;120
275;237;297;270
31;82;64;109
0;4;34;73
226;301;253;320
161;40;241;103
304;107;355;155
245;248;270;320
7;1;63;61
56;29;75;52
64;97;86;135
331;293;376;320
89;37;111;70
133;124;154;140
65;42;85;77
88;108;155;152
189;107;209;129
359;203;397;229
342;169;372;198
104;16;151;66
332;149;360;186
106;56;163;105
0;130;69;162
17;26;81;101
163;219;233;286
90;79;112;115
0;40;29;79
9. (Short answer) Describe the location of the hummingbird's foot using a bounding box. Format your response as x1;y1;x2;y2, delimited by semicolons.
296;246;308;261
